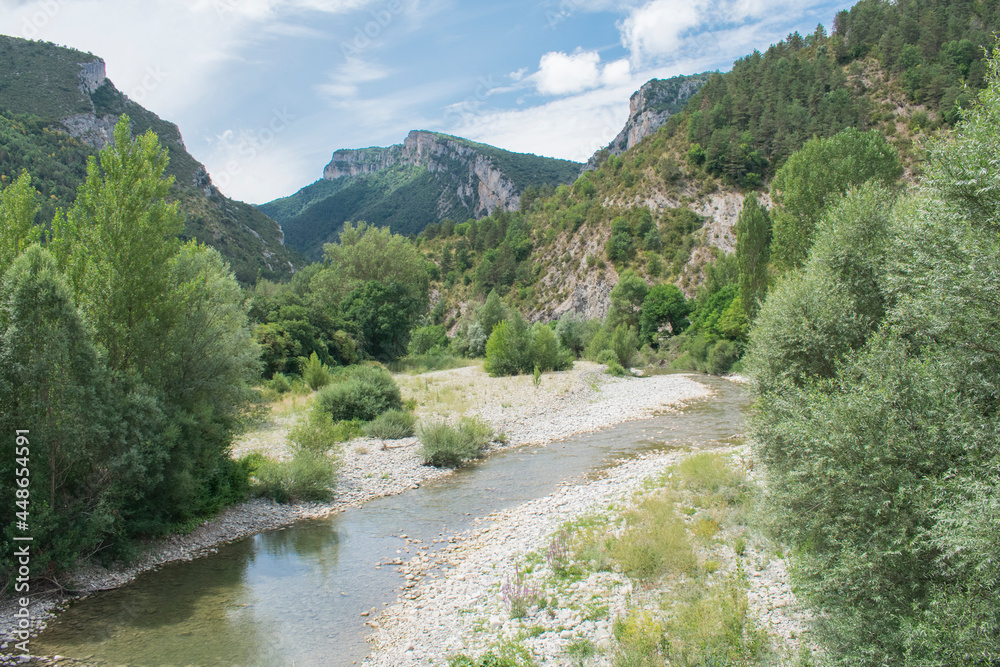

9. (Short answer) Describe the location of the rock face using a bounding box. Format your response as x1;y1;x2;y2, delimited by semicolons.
323;130;521;218
585;74;712;170
77;59;106;94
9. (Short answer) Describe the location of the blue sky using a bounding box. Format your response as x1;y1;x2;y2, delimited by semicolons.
1;0;854;204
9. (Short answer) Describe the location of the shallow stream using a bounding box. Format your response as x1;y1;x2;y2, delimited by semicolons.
32;374;746;666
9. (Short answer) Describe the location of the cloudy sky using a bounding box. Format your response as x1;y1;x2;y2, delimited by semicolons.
1;0;853;203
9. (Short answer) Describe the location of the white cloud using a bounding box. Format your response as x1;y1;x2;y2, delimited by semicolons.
315;59;391;100
534;50;602;95
619;0;834;63
620;0;706;64
446;55;718;163
0;0;372;118
601;58;631;86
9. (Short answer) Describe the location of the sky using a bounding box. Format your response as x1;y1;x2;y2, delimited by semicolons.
1;0;855;204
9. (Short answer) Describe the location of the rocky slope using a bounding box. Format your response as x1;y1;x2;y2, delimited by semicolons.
584;74;711;171
260;131;581;259
0;35;299;283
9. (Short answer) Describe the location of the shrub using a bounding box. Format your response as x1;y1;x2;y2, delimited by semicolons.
418;417;495;467
605;360;628;377
612;495;696;579
484;315;531;376
364;409;416;439
314;364;403;422
611;324;640;368
301;351;332;390
408;324;448;355
251;449;338;503
707;339;740;375
268;372;291;394
288;409;353;452
596;348;617;365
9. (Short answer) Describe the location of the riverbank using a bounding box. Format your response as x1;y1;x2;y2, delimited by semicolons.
0;363;710;660
363;439;815;666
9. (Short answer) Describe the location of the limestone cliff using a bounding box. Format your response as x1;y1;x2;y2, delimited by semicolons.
585;74;712;170
322;130;530;219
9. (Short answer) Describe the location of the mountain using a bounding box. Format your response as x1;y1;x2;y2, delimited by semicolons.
584;73;712;170
0;35;300;283
417;0;998;324
259;130;581;260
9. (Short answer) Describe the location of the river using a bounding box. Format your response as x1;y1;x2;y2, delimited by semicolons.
31;374;746;666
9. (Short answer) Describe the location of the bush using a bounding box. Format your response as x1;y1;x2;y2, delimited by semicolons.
707;339;740;375
605;360;628;377
484;315;531;376
268;372;291;394
529;322;572;372
301;351;332;390
408;324;448;355
314;364;403;422
288;409;354;452
364;409;416;439
418;417;495;467
251;449;338;503
611;324;640;368
596;348;617;365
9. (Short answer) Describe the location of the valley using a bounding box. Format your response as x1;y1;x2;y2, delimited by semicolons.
1;0;999;664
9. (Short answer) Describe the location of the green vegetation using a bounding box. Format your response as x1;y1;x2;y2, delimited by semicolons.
0;35;299;284
746;51;1000;666
418;417;495;467
0;117;260;581
260;134;580;260
247;448;338;504
364;409;416;439
483;313;574;377
769;128;902;269
314;365;403;422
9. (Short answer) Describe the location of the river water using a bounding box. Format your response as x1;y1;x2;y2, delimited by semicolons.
32;375;746;666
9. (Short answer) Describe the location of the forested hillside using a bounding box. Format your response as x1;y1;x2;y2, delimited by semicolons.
0;35;300;283
260;131;582;260
410;0;996;376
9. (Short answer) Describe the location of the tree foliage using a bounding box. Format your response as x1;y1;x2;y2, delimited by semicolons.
735;194;771;319
0;118;260;582
769;128;901;269
746;54;1000;665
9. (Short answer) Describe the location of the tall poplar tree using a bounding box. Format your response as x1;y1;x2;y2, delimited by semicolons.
735;194;771;320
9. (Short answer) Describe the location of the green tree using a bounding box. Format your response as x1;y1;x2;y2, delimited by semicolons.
483;313;531;377
555;311;587;357
0;247;111;574
769;128;901;269
608;270;648;329
639;283;691;345
312;221;429;322
0;171;41;277
745;54;1000;665
341;280;420;361
476;289;510;336
64;115;183;373
610;324;640;368
735;194;771;320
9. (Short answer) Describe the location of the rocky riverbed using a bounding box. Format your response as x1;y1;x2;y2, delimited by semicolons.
0;363;711;661
362;439;814;666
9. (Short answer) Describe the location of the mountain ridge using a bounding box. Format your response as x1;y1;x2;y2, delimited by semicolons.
0;34;301;283
260;130;581;259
